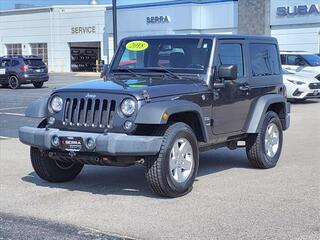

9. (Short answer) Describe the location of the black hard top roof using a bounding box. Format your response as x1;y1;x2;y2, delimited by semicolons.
123;34;277;42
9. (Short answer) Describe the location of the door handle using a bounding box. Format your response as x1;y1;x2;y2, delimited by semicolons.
239;85;251;91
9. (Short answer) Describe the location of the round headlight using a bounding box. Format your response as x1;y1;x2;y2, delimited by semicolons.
120;98;136;117
50;96;63;112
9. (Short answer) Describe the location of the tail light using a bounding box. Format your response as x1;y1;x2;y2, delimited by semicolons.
20;65;29;71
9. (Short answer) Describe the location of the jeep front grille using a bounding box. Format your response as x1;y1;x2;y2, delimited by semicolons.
309;82;320;89
62;97;116;128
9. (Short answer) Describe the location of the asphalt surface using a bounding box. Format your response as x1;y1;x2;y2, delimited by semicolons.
0;73;319;239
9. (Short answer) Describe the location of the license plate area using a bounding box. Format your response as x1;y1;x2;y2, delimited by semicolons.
60;136;83;152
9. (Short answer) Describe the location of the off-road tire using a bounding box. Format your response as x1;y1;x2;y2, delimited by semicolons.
33;82;44;88
8;75;20;89
246;111;283;169
30;147;84;182
145;122;199;198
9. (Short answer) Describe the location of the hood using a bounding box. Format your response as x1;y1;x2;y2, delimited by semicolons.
283;73;319;84
55;77;208;100
288;66;320;78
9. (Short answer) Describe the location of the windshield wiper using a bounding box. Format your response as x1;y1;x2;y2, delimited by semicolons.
111;68;143;78
146;66;182;80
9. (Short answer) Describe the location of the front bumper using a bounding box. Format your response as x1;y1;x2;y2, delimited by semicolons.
288;85;320;99
19;127;163;156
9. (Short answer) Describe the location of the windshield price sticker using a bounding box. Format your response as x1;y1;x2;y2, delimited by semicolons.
126;41;149;51
0;69;5;75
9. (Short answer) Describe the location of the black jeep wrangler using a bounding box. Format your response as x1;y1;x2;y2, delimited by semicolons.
19;35;290;197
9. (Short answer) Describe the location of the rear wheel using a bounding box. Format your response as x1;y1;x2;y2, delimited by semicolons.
145;122;199;198
246;111;283;169
30;147;84;182
8;76;20;89
33;82;44;88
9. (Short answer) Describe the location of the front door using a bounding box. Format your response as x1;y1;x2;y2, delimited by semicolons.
212;41;252;135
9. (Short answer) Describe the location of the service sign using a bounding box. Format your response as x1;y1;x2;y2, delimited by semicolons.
71;26;96;34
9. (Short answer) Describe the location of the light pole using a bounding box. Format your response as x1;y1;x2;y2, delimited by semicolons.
112;0;118;53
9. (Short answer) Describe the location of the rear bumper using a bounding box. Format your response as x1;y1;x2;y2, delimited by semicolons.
19;74;49;83
19;127;163;156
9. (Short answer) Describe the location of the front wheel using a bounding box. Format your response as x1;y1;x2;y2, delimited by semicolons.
33;82;44;88
246;111;283;169
30;147;84;182
145;122;199;198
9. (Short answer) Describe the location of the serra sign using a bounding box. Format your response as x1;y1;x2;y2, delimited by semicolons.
277;4;320;17
146;16;171;24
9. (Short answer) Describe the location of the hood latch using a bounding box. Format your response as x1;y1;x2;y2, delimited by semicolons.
142;90;151;103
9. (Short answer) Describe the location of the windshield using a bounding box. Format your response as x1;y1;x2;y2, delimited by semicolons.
111;38;213;74
301;54;320;66
24;59;45;67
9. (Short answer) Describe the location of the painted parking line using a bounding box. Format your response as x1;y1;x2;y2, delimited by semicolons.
0;112;25;117
0;107;26;111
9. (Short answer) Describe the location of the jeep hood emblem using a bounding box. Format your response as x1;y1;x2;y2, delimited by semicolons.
85;93;96;98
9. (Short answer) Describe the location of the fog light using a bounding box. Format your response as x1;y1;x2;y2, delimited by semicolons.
124;121;133;131
48;117;55;125
51;135;60;147
86;138;96;150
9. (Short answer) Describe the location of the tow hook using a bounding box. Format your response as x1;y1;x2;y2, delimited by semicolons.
68;151;77;157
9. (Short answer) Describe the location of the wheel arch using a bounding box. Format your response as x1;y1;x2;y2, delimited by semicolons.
25;98;49;118
134;100;209;142
244;94;290;133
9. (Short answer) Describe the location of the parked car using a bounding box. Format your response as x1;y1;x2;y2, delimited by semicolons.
282;68;320;100
19;35;290;197
0;55;49;89
280;51;320;80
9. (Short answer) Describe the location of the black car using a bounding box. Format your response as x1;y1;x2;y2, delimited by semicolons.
0;56;49;89
19;35;290;197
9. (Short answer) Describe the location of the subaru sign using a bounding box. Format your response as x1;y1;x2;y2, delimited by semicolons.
277;4;320;17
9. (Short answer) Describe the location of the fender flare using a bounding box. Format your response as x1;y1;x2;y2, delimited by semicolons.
135;100;209;142
25;98;49;118
244;94;290;133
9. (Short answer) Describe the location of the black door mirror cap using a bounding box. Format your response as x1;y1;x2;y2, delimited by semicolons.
218;64;238;81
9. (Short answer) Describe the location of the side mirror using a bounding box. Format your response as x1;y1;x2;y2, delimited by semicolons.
218;64;238;80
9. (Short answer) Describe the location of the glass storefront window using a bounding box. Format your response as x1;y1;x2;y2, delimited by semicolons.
6;44;22;56
30;43;48;65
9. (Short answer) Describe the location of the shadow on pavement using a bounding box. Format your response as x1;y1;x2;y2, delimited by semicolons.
21;148;251;198
289;99;320;105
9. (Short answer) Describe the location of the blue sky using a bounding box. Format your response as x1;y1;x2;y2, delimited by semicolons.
0;0;171;10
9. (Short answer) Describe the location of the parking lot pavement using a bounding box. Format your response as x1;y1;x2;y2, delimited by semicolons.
0;80;319;239
0;73;99;138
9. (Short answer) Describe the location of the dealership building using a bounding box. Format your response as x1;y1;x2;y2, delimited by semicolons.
0;0;320;72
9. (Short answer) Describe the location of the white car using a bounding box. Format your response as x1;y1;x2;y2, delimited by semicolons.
282;68;320;100
280;51;320;80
